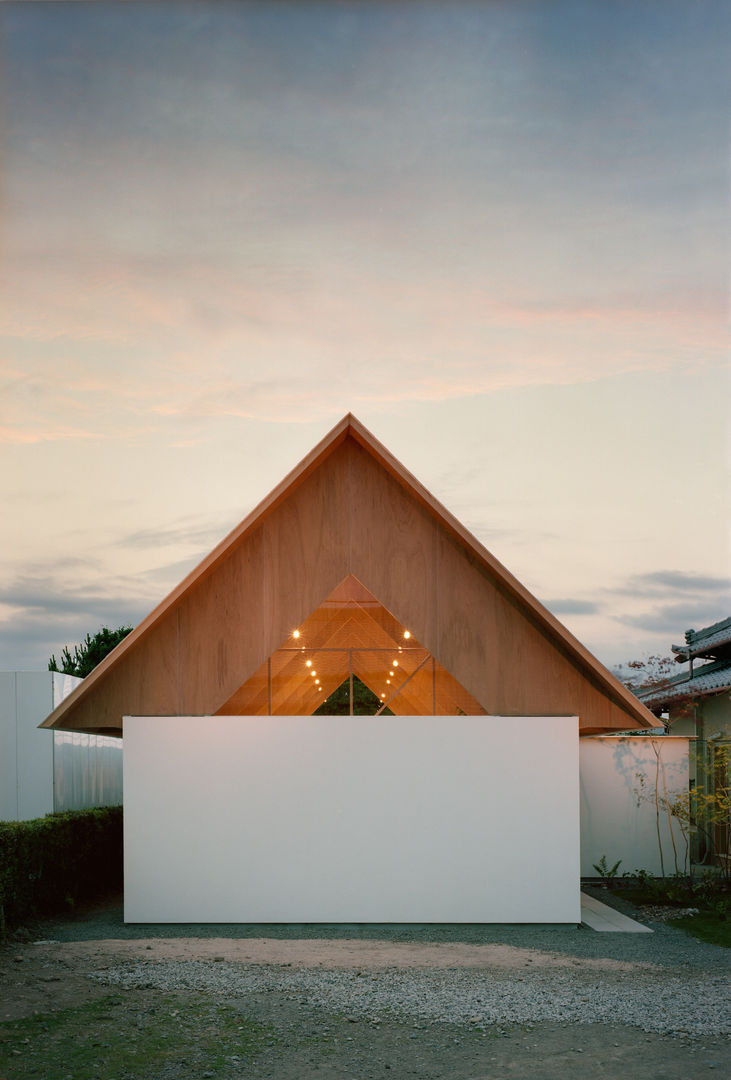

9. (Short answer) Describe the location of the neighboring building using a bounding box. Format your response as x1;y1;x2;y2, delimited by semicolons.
637;617;731;867
41;414;658;922
0;671;123;821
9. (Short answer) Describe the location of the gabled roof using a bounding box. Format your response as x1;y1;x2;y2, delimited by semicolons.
41;413;656;736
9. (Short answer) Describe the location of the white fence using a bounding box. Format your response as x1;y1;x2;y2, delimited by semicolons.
0;671;123;821
579;736;691;878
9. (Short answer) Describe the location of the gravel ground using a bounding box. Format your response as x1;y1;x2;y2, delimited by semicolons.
91;954;730;1037
30;888;731;971
24;889;731;1040
4;892;730;1079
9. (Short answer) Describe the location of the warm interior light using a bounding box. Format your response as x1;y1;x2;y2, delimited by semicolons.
315;678;320;684
392;660;398;667
305;659;312;667
403;630;411;639
389;670;394;676
380;693;385;699
310;670;317;676
386;679;391;685
292;629;300;639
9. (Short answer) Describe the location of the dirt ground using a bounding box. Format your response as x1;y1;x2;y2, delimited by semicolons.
1;904;729;1080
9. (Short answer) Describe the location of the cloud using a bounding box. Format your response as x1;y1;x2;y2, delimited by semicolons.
0;553;160;672
0;575;149;624
542;598;602;616
618;601;731;636
2;234;726;441
612;570;731;600
117;515;236;552
602;568;730;639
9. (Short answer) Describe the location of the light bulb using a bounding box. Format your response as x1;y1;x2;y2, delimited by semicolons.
403;630;411;639
293;629;300;639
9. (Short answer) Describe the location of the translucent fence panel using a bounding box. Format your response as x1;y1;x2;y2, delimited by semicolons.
53;731;123;812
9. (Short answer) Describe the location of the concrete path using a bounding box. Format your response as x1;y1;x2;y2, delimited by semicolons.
580;891;652;932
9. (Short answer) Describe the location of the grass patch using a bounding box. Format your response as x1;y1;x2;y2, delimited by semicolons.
606;875;730;948
668;911;731;948
0;992;272;1079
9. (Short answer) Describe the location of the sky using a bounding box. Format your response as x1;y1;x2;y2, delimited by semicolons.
1;0;729;676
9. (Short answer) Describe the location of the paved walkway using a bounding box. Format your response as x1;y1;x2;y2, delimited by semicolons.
580;891;652;932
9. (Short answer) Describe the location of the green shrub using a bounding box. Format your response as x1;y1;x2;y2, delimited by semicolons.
0;806;123;935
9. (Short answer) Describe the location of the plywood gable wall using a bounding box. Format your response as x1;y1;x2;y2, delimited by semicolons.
43;428;649;735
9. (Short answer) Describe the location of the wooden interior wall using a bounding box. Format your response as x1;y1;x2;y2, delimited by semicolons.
47;432;641;735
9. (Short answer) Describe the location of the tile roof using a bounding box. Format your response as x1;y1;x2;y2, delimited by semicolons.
638;657;731;708
672;616;731;660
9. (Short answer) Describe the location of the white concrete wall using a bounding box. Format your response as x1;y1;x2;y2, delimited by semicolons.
0;672;123;820
579;736;691;878
124;714;581;924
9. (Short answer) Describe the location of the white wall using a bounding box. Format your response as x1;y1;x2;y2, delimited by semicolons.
124;714;581;924
0;672;123;821
579;736;691;877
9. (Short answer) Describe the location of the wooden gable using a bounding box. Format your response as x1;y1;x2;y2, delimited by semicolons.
41;414;656;736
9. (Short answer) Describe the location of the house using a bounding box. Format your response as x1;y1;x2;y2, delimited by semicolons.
0;671;122;821
636;617;731;867
41;414;657;922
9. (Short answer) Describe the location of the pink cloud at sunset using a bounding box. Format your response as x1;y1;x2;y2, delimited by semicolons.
0;1;728;671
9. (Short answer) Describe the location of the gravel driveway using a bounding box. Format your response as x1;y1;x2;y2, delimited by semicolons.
2;890;729;1079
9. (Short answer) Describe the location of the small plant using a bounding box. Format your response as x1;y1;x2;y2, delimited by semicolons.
592;855;622;884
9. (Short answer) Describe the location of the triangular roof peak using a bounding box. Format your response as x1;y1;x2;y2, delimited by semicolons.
42;413;656;735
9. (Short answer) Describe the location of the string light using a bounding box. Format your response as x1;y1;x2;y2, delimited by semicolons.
305;660;312;667
293;629;300;639
392;660;398;667
403;630;411;639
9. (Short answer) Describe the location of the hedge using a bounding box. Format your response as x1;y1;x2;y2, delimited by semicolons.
0;805;123;935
